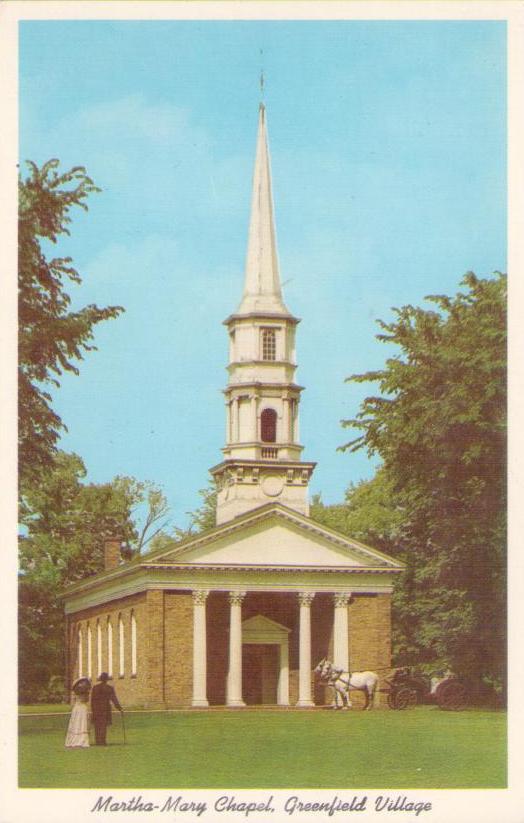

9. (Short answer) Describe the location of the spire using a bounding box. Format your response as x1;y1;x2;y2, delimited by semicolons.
236;104;290;316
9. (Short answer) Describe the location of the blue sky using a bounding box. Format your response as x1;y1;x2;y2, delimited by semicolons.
19;20;506;531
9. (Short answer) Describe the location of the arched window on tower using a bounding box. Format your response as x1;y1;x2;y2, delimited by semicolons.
261;408;277;443
261;328;276;361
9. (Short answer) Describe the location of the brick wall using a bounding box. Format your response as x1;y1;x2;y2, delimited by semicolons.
164;591;193;707
68;592;148;707
67;588;393;709
349;593;392;708
144;590;166;708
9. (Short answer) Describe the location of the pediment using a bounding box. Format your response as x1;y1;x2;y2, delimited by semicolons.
242;615;291;640
143;504;402;571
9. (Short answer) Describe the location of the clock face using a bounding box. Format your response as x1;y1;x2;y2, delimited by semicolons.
261;474;284;497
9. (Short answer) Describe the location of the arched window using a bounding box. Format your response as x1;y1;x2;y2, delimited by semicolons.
97;620;102;677
261;408;277;443
131;611;137;677
77;627;83;679
118;614;125;677
261;328;276;361
107;617;113;677
86;623;92;679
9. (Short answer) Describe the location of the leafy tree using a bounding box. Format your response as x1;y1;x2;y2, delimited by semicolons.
19;451;168;702
150;484;218;553
182;484;217;535
18;159;123;484
340;272;506;687
311;469;404;554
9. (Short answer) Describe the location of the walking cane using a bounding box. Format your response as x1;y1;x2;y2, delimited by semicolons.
120;710;126;745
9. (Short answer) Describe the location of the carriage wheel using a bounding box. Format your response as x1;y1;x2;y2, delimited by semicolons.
387;692;398;710
407;688;418;707
436;680;467;711
391;686;414;710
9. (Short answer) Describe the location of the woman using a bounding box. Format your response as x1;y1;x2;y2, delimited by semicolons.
65;677;91;748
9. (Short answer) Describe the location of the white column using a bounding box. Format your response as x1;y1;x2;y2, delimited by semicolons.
250;394;257;441
282;395;290;442
277;641;290;706
225;400;231;444
296;592;315;707
192;590;209;707
235;397;240;442
226;591;246;707
333;593;351;672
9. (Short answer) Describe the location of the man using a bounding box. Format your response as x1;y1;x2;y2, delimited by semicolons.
90;672;123;745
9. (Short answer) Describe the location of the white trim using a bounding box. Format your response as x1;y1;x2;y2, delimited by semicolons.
86;623;92;679
149;505;404;568
118;614;125;678
64;572;396;615
97;619;102;677
131;611;137;677
61;505;403;604
77;627;83;679
107;617;113;677
242;615;291;706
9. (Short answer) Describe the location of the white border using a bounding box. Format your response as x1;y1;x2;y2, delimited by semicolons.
1;2;522;822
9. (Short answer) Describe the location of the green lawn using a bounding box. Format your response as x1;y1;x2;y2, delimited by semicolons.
19;707;506;789
19;703;71;714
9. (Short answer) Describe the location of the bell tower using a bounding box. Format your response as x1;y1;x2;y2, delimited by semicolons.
210;104;315;525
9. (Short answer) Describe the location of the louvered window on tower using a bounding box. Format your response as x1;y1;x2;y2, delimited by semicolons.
261;408;277;442
261;328;276;360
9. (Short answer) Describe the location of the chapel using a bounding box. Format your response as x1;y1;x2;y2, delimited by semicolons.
62;104;403;709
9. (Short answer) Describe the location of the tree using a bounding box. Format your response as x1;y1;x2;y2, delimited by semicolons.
18;159;123;485
311;469;404;555
149;483;218;553
340;272;506;687
19;451;168;702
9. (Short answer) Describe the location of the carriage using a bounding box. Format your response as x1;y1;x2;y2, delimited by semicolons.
314;659;468;711
384;667;468;711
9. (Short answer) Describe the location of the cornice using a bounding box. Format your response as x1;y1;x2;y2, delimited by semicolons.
223;312;300;326
61;503;404;602
140;562;402;574
209;457;315;474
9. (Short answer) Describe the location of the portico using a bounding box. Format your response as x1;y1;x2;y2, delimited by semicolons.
192;587;345;708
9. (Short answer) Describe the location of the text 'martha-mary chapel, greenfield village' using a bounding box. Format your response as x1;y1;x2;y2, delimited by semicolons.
62;104;404;709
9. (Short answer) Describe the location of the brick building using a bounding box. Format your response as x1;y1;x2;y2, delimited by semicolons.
62;104;403;709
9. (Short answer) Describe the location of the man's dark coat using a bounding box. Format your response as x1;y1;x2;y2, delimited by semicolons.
90;682;122;743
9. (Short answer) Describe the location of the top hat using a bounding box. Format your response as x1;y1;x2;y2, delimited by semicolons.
98;672;111;682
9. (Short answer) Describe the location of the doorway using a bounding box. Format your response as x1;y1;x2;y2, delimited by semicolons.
242;644;279;705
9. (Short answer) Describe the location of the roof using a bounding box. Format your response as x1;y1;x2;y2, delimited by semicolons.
61;502;404;601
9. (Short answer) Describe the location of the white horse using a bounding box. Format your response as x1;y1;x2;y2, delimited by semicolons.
314;658;379;710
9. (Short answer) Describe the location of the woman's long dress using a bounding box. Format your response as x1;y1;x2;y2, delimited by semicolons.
65;697;90;748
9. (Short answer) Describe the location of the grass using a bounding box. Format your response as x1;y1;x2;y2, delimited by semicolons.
19;706;506;789
19;703;71;714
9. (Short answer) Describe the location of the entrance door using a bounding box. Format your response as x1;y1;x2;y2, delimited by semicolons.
242;644;279;705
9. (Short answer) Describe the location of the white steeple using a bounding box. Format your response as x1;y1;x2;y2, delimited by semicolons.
237;103;290;317
211;104;315;526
